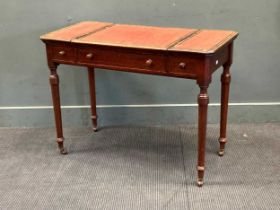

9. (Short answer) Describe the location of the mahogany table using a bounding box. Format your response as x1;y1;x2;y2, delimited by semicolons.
41;21;238;186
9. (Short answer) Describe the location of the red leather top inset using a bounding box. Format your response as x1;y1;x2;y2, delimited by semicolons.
41;21;238;53
170;30;238;53
74;24;197;50
40;21;112;41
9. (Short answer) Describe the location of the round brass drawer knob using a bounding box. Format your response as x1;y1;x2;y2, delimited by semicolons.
179;62;186;69
86;53;93;59
146;59;153;66
58;51;66;55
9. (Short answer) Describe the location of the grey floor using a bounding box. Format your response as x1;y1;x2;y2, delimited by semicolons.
0;123;279;210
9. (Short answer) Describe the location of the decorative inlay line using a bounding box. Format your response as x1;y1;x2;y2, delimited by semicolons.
166;29;200;49
73;23;115;41
167;30;202;50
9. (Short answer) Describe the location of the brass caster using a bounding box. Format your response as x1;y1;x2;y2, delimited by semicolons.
196;179;204;187
60;147;68;155
218;149;225;156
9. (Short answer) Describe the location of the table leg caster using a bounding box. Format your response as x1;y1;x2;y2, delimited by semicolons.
196;178;204;187
91;115;98;132
218;149;225;156
197;166;205;187
57;139;68;155
59;147;68;155
218;138;226;156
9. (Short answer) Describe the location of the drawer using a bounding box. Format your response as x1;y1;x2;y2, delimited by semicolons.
167;55;198;78
51;45;76;62
77;47;166;72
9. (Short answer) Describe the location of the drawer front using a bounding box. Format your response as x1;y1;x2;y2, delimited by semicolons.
77;47;166;72
167;56;198;78
51;45;76;62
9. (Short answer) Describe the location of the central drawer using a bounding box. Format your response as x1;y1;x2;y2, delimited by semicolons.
77;47;166;72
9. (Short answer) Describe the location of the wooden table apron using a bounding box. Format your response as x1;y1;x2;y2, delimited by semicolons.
43;33;234;187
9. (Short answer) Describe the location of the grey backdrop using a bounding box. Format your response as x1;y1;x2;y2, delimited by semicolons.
0;0;280;127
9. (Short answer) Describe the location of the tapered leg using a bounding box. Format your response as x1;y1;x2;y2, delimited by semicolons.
218;64;231;156
49;63;67;155
88;67;98;131
197;85;209;187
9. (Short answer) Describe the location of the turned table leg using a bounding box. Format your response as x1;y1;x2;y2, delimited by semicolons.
88;67;98;131
49;63;67;155
218;64;231;156
197;85;209;187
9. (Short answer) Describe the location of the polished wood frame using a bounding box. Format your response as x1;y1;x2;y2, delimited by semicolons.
43;30;235;187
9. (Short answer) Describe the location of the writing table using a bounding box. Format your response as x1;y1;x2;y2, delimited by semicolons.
41;21;238;186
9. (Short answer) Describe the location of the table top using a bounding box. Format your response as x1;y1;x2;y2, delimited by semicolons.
41;21;238;54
